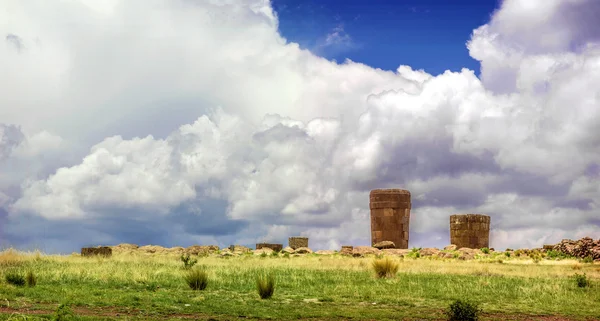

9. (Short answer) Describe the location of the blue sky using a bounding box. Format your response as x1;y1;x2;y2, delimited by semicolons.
273;0;501;75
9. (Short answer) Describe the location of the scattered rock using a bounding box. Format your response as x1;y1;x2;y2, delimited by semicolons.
295;247;313;254
167;247;185;254
419;248;440;257
444;245;457;251
373;241;395;249
139;245;166;254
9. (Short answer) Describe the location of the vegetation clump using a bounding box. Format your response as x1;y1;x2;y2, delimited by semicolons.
5;271;25;287
184;268;208;291
26;270;37;287
480;247;490;254
180;254;198;269
372;257;399;278
574;273;590;288
256;273;275;299
445;299;481;321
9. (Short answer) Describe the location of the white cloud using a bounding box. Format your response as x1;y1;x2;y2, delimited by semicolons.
1;0;599;252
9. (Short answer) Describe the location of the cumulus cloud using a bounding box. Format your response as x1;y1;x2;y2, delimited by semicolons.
1;0;599;253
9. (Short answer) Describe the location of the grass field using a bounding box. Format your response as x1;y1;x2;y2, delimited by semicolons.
0;249;599;320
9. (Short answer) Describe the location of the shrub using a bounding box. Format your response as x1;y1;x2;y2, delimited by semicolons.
504;252;511;257
581;256;594;264
480;247;490;254
260;252;268;258
26;270;37;287
270;251;278;258
184;268;208;291
256;274;275;299
180;254;198;270
5;271;25;287
53;303;75;321
372;257;399;278
283;253;290;258
546;250;568;260
574;273;590;288
445;299;481;321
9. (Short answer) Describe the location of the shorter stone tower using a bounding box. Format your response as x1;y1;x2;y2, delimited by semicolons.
288;237;308;250
450;214;490;249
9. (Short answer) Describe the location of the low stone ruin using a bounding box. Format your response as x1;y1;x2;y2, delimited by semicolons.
288;237;308;250
256;243;283;252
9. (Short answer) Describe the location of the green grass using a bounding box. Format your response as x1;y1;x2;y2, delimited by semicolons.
0;249;599;320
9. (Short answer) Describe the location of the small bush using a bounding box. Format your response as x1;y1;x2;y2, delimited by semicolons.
256;274;275;299
5;271;25;287
574;273;590;288
26;270;37;287
180;254;198;269
372;257;399;278
53;303;75;321
270;251;278;258
480;247;490;254
184;268;208;291
580;256;594;264
504;252;511;257
546;250;569;260
260;252;268;258
445;299;481;321
283;253;290;258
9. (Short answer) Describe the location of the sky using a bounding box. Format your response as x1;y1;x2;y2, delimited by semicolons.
0;0;599;254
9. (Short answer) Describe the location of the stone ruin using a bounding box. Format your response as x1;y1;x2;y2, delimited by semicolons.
288;237;308;250
450;214;490;249
81;246;112;257
256;243;283;252
370;189;411;249
553;237;600;260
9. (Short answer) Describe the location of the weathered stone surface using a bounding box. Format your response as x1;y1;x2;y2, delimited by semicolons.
289;237;309;250
229;245;251;254
419;248;440;257
295;247;313;254
81;246;112;257
444;245;457;251
370;189;411;249
340;246;353;255
167;247;185;254
373;241;396;249
450;214;491;249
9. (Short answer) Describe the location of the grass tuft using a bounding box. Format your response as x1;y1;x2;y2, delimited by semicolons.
5;271;26;287
445;299;481;321
26;270;37;287
184;268;208;291
574;273;589;288
372;257;399;278
256;273;275;299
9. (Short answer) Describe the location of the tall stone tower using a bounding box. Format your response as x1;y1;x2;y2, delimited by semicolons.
369;189;411;249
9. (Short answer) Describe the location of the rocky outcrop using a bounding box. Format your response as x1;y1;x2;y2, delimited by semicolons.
553;237;600;260
340;246;353;255
444;245;457;251
382;249;411;256
419;248;440;257
315;250;335;255
186;245;219;255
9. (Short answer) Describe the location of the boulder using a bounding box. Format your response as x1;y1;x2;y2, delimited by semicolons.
553;237;600;260
167;247;185;254
139;245;166;254
352;246;381;257
282;246;295;254
295;247;313;254
444;245;457;251
373;241;395;249
186;245;219;255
